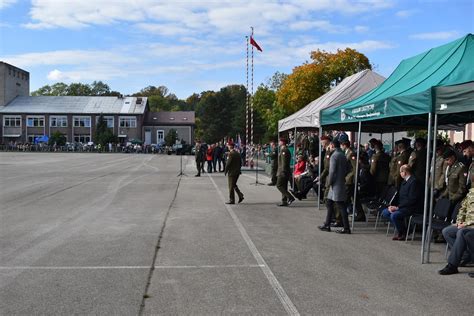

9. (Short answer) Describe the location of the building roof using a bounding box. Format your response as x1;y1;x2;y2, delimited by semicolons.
144;111;195;125
0;96;147;114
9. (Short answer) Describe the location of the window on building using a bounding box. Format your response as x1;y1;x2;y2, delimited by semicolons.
157;130;164;143
119;117;137;128
96;116;114;128
73;134;91;143
3;116;22;127
27;134;43;143
73;116;91;127
50;116;68;127
26;116;45;127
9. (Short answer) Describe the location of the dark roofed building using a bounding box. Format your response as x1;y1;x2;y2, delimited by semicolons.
143;111;195;145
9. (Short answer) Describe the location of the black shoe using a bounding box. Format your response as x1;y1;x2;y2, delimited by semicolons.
238;196;244;203
267;183;276;186
225;201;235;205
287;197;295;205
318;225;331;232
438;264;458;275
195;174;200;177
278;203;288;207
336;228;351;234
468;272;474;278
331;222;343;228
289;190;301;201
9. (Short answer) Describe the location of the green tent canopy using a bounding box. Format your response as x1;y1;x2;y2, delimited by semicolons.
321;34;474;131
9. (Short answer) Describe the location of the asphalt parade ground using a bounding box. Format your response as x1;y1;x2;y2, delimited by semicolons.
0;153;472;315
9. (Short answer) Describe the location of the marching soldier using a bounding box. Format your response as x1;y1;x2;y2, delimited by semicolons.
409;138;427;185
224;142;244;204
276;138;294;206
370;140;390;197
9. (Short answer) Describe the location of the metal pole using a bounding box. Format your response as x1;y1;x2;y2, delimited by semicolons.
420;112;433;264
318;125;322;210
425;113;438;263
351;121;362;230
293;126;297;190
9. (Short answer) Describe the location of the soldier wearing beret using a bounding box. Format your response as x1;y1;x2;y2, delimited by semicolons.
440;149;468;215
276;138;294;206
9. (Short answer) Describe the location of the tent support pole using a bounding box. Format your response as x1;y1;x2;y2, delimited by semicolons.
318;126;322;210
421;112;433;264
293;127;297;190
351;121;362;230
391;131;395;153
425;114;438;263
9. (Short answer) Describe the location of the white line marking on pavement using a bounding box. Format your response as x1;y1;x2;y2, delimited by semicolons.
207;174;300;316
0;265;264;270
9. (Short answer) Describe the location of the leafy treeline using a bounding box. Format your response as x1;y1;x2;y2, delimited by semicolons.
31;48;371;143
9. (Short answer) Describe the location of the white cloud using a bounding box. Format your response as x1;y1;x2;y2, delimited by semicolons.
0;0;16;10
47;69;65;80
395;10;417;18
289;20;348;33
23;0;393;34
410;31;460;40
354;25;369;33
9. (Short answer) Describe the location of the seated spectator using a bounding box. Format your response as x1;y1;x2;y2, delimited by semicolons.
381;164;422;240
293;154;307;192
439;172;474;276
291;155;318;200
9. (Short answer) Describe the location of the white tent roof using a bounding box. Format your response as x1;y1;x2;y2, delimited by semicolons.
278;69;385;132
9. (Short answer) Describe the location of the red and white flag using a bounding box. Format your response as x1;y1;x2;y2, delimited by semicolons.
250;36;262;52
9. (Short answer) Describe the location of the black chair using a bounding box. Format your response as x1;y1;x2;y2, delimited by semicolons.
408;198;451;242
373;186;398;230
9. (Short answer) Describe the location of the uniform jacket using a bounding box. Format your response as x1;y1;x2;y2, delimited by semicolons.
327;148;348;202
394;149;412;187
434;155;446;191
409;147;427;184
441;161;468;202
269;147;278;170
456;188;474;227
370;150;390;184
397;176;422;214
277;145;291;177
320;146;332;185
358;164;375;197
388;153;399;186
195;144;205;162
344;148;357;185
225;150;242;177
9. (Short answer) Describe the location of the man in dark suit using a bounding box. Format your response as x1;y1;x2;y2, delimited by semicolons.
276;137;294;206
318;139;350;234
224;142;244;205
381;164;422;240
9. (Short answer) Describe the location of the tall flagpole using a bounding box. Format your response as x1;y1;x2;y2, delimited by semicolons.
245;35;249;164
250;26;254;151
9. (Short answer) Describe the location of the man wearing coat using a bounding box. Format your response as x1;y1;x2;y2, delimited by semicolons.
381;164;422;240
266;141;278;186
224;142;244;204
318;139;351;234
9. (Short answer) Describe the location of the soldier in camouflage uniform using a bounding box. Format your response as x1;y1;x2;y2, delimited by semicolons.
438;172;474;275
370;140;390;197
439;149;468;213
276;138;294;206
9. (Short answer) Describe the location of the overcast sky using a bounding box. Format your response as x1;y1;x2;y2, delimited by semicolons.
1;0;473;98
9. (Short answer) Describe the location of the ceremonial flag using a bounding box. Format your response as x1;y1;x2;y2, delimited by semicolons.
250;36;262;52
